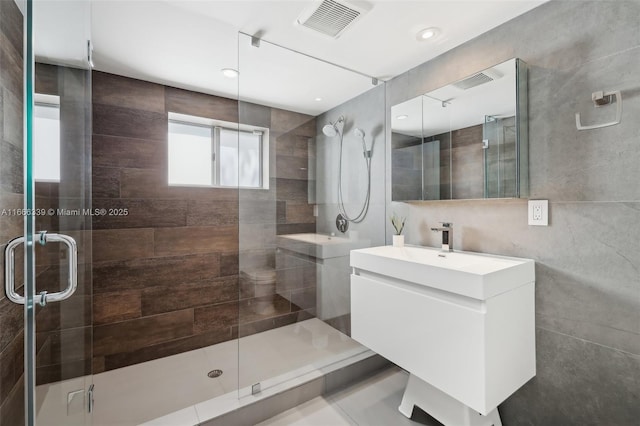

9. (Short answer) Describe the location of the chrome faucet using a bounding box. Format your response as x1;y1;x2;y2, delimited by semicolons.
431;222;453;252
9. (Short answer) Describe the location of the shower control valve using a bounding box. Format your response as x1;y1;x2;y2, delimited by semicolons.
336;214;349;233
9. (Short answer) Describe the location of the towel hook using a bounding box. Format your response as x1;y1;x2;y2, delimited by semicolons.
575;90;622;131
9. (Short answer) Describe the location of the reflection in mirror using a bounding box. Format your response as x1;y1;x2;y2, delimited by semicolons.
484;114;517;198
391;58;528;201
422;95;451;200
391;96;423;200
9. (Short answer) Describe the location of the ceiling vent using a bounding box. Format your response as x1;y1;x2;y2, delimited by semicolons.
453;68;504;91
296;0;371;39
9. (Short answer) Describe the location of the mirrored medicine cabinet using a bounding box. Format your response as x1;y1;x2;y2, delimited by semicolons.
391;58;528;201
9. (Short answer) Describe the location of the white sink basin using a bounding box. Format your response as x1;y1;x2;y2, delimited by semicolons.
277;233;369;259
350;245;534;300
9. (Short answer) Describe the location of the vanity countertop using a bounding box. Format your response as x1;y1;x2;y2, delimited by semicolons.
350;245;534;300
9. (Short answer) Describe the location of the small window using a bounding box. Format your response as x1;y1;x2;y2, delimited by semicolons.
34;94;61;182
168;113;268;189
168;121;213;186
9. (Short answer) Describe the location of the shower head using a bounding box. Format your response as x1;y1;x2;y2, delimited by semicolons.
322;123;339;137
322;116;345;138
354;128;365;138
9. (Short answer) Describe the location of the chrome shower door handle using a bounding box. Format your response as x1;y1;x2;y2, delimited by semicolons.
42;233;78;304
4;232;78;306
4;236;26;304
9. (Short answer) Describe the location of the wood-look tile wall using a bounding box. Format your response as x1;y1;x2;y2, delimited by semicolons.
0;1;24;422
92;71;316;372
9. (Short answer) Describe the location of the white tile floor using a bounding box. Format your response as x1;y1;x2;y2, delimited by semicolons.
33;318;364;426
258;366;440;426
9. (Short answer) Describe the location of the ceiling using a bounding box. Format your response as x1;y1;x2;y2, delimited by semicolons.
34;0;547;116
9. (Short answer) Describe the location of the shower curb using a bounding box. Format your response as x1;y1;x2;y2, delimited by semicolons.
200;351;389;426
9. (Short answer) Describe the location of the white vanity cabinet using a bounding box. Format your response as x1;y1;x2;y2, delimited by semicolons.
350;245;535;426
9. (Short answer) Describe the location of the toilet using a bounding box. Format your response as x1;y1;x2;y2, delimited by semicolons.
240;268;277;315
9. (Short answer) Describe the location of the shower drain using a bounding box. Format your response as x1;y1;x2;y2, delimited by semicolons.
207;369;223;378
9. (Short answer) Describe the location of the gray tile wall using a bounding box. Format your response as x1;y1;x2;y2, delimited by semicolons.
315;85;386;335
316;84;386;245
381;1;640;424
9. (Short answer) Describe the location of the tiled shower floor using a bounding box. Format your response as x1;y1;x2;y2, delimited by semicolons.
36;318;365;426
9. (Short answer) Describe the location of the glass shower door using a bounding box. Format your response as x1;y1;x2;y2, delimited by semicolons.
0;1;93;424
237;31;380;400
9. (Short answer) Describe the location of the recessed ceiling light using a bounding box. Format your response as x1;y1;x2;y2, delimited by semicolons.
221;68;239;78
315;97;323;102
416;27;439;41
396;115;409;120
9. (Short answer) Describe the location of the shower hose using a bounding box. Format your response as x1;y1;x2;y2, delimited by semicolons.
337;131;372;224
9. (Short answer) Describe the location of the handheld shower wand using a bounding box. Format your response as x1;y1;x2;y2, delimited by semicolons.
322;116;372;225
354;128;372;158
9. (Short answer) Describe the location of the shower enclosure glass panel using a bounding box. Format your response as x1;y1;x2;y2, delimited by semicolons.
237;32;380;399
32;66;93;426
0;1;28;422
1;0;93;424
33;1;93;424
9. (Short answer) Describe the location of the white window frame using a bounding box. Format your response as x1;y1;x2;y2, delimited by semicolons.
168;112;269;189
34;93;61;183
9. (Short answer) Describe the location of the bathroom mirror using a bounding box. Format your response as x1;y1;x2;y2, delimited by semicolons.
391;58;528;201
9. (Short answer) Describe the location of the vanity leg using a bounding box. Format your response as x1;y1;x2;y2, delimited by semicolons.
487;409;503;426
398;380;416;418
398;374;502;426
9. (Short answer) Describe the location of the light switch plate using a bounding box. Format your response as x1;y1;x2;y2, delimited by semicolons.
528;200;548;226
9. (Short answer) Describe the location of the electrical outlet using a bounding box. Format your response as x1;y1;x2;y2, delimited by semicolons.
528;200;548;226
533;205;542;220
